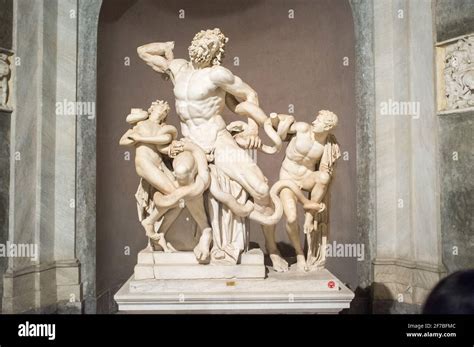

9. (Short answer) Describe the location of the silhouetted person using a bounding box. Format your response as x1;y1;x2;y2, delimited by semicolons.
423;269;474;314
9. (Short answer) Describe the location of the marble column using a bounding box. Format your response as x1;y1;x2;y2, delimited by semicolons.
0;0;13;313
2;0;82;313
76;0;102;314
54;0;82;313
349;0;377;313
372;0;445;313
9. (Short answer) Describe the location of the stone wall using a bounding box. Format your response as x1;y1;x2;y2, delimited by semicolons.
435;0;474;275
0;0;13;313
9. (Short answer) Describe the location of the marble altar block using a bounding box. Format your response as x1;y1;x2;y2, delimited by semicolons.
134;248;266;280
114;267;354;313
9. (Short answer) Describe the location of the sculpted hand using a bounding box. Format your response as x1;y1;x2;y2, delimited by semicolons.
275;113;295;126
304;214;314;234
169;140;184;157
145;41;174;59
127;133;141;142
235;126;262;149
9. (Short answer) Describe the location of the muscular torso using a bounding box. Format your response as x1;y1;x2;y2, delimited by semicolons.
280;130;325;189
172;62;227;152
134;120;166;167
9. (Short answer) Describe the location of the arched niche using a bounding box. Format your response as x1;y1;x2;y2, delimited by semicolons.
77;0;375;313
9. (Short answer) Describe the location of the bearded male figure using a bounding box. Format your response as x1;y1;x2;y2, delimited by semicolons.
137;29;284;267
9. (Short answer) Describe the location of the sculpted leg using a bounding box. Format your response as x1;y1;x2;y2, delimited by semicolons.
310;171;331;203
214;132;294;268
263;224;288;272
142;206;181;252
186;195;213;263
281;188;307;272
137;161;177;195
155;206;182;235
214;141;273;218
213;132;270;202
193;227;212;264
142;207;168;239
154;149;210;209
217;150;294;269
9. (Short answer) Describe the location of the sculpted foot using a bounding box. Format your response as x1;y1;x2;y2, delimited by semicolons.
193;227;212;263
296;254;308;272
147;232;177;253
162;241;177;253
270;253;289;272
146;230;162;241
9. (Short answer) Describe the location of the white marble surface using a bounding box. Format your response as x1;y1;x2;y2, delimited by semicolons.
372;0;444;306
54;0;77;262
408;0;442;268
115;268;354;313
134;248;265;280
3;0;82;313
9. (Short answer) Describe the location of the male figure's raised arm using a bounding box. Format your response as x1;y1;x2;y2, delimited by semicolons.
137;41;175;74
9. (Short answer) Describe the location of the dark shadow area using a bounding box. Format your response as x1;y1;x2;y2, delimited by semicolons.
343;285;372;314
423;270;474;314
0;0;13;48
100;0;138;22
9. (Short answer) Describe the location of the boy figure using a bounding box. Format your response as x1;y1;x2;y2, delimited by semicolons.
120;100;213;262
264;110;341;272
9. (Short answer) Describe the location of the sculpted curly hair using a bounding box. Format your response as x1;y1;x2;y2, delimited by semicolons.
188;28;229;66
317;110;338;130
148;100;170;116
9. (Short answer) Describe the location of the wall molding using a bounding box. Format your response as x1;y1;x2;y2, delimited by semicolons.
2;259;81;313
373;261;445;306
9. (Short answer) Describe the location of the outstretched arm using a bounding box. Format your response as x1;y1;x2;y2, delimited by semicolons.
125;125;178;146
119;129;135;146
131;134;174;145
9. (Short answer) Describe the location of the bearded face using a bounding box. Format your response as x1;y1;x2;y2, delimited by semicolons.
189;38;218;66
188;29;228;67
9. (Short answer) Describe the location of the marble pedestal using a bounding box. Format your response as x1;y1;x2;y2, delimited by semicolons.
114;266;355;314
134;248;266;280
